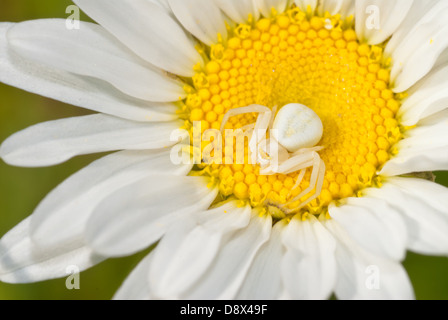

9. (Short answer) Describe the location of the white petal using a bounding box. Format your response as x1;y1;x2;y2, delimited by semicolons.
86;176;217;257
73;0;202;77
113;253;153;300
0;23;179;122
184;212;272;300
30;149;192;249
329;197;408;261
434;46;448;70
365;180;448;256
385;0;439;61
281;215;336;300
355;0;413;46
214;0;259;23
318;0;355;17
388;177;448;220
318;0;343;15
326;220;414;300
386;0;448;92
168;0;227;46
149;202;251;299
0;114;184;167
255;0;288;17
418;108;448;127
399;64;448;126
0;218;104;283
294;0;318;12
147;0;171;12
7;20;184;102
381;119;448;176
236;220;286;300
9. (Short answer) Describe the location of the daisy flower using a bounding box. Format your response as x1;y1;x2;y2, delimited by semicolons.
1;0;448;300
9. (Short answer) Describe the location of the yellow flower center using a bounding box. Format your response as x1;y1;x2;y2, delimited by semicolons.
182;6;404;219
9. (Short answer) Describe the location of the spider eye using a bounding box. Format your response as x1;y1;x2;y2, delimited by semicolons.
272;103;323;153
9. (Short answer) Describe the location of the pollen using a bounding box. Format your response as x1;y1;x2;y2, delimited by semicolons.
183;6;404;218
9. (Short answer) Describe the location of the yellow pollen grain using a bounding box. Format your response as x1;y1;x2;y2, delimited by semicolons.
185;7;404;218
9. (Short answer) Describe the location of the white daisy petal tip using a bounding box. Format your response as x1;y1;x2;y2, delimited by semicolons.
113;253;153;300
281;215;337;300
364;180;448;256
6;19;186;102
0;115;184;168
326;219;415;300
329;197;408;262
0;218;105;284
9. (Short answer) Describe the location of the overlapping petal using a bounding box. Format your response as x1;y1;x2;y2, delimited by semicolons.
149;203;251;299
0;114;184;167
0;218;104;283
73;0;202;76
386;0;448;92
85;176;218;257
236;220;286;300
327;220;414;300
381;118;448;175
0;23;179;122
7;20;185;102
365;179;448;256
0;0;447;302
281;215;337;300
329;197;408;261
182;213;272;300
255;0;288;17
29;149;192;249
214;0;259;23
168;0;227;45
400;64;448;126
355;0;413;46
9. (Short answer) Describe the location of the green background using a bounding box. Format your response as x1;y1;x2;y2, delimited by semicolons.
0;0;447;300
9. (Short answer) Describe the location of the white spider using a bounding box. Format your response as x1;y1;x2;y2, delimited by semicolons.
220;103;326;212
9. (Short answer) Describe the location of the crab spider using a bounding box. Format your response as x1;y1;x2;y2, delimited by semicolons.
220;103;326;212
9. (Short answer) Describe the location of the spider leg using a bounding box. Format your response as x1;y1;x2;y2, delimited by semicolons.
269;105;278;130
249;110;273;161
220;105;271;133
293;159;325;211
291;169;306;193
240;123;256;133
284;153;326;211
273;152;315;174
219;105;273;165
291;146;325;156
289;152;321;202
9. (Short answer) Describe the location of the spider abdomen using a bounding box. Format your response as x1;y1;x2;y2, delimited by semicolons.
272;103;323;153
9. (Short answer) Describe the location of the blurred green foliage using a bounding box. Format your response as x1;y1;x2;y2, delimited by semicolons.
0;0;447;300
